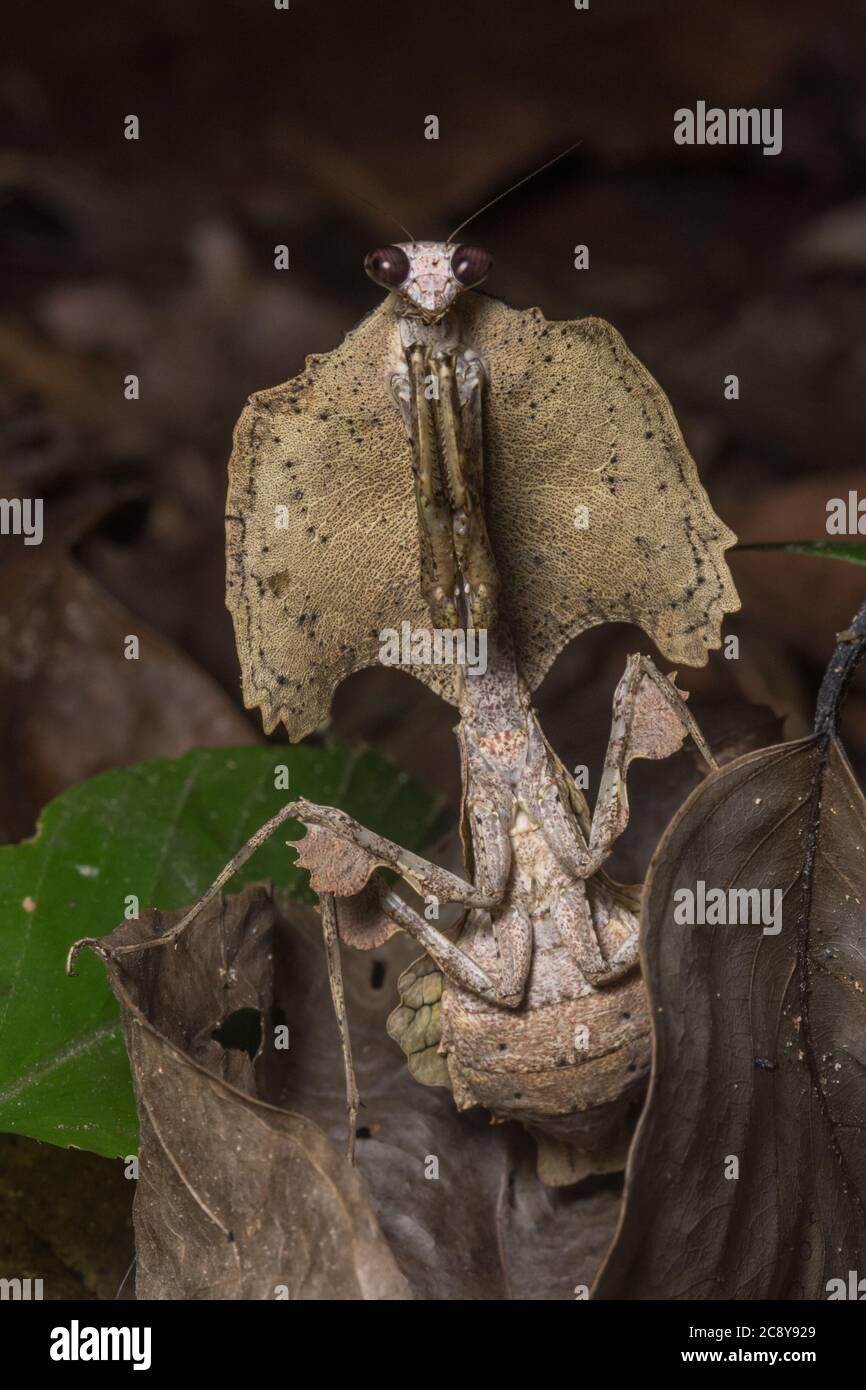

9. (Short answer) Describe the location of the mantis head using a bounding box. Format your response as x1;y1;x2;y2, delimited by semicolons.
364;241;492;322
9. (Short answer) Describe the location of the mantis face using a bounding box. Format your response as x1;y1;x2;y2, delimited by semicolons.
364;241;492;322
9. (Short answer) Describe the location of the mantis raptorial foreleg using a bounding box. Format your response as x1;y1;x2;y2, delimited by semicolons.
430;348;499;629
394;330;499;633
402;342;460;628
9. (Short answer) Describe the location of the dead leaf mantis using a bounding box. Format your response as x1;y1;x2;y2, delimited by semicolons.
83;183;740;1181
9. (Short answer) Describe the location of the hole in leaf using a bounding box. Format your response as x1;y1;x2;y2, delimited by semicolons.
212;1008;262;1059
356;1126;372;1140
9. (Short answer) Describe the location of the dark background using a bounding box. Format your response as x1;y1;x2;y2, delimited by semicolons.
2;0;866;1296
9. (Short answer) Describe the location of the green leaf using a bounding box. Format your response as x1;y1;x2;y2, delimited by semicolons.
735;540;866;564
0;744;442;1158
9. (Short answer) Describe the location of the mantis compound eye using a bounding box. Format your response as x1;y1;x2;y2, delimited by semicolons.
364;245;411;289
451;245;492;288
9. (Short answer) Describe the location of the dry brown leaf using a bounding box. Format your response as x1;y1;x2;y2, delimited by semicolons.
91;886;411;1301
595;609;866;1299
87;883;622;1299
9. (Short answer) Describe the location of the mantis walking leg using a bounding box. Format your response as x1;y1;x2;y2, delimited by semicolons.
524;654;717;886
517;655;718;985
377;883;530;1009
584;654;716;872
319;891;360;1161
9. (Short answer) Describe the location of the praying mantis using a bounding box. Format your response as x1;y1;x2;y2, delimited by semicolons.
133;207;740;1182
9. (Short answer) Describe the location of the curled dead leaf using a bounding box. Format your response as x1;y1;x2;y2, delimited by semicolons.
84;882;622;1298
595;602;866;1299
86;886;411;1301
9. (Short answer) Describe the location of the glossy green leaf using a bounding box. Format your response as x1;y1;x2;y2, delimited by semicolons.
0;744;441;1158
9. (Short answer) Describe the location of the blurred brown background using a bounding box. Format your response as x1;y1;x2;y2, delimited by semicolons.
1;0;866;1294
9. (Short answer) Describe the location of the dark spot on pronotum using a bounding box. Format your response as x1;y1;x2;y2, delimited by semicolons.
355;1126;372;1140
370;959;386;989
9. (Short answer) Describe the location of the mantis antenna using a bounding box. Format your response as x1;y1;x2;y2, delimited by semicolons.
446;140;582;243
345;143;582;247
346;187;416;243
